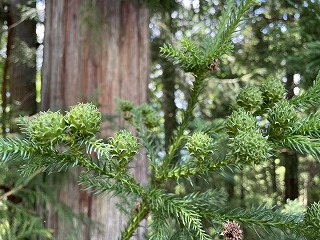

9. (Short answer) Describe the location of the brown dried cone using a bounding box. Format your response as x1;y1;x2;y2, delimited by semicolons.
220;221;243;240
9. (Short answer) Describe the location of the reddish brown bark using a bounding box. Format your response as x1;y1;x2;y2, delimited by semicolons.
41;1;149;239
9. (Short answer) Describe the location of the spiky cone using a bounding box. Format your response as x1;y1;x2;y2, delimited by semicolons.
28;111;66;146
260;78;286;108
267;100;298;137
186;132;215;163
225;108;257;137
220;221;243;240
65;103;101;138
236;85;263;112
229;129;269;164
109;130;139;167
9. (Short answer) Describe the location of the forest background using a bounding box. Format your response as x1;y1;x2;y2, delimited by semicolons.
0;0;320;239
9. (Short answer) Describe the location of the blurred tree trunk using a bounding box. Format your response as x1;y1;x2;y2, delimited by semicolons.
8;0;37;130
163;60;177;150
161;13;177;152
41;1;149;239
283;71;299;201
283;150;299;200
270;158;278;204
1;2;11;136
305;161;320;204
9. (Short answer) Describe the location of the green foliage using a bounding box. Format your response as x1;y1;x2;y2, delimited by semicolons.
304;41;320;81
260;78;286;108
203;0;257;66
275;135;320;162
290;71;320;110
109;130;139;166
236;85;263;112
229;128;269;164
19;111;65;146
9;39;37;68
215;204;305;238
0;160;88;240
267;100;298;137
1;1;320;239
186;132;215;162
303;202;320;238
293;112;320;138
161;38;204;73
225;108;257;137
160;0;257;74
65;102;101;137
0;165;53;239
0;137;35;163
138;104;161;129
149;190;211;240
0;202;52;239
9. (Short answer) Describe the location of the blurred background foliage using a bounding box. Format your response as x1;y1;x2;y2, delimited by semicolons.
0;0;319;239
148;0;320;238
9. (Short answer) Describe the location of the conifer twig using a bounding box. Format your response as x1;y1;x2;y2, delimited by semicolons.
120;200;149;240
156;75;206;181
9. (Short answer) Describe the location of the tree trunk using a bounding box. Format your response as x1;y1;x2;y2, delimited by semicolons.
8;0;37;127
1;3;11;136
270;158;278;204
160;13;177;152
162;61;177;150
284;71;299;201
41;1;149;239
283;150;299;200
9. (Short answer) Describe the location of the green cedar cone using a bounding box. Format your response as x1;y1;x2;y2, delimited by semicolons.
229;129;269;164
109;130;139;165
28;111;65;145
261;78;286;107
225;108;257;137
236;85;263;112
65;103;101;137
186;132;215;162
267;100;298;137
138;104;160;129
